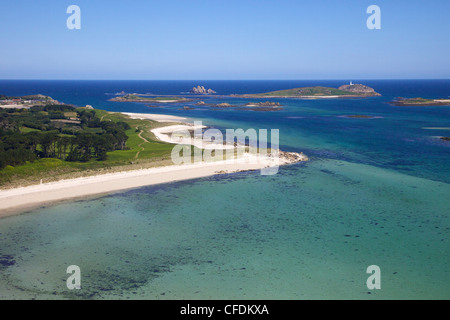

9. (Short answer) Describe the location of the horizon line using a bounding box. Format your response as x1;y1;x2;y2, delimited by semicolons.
1;78;449;81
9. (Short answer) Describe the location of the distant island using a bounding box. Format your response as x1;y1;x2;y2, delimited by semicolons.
233;83;381;99
108;83;381;103
390;97;450;106
190;86;217;94
110;94;191;103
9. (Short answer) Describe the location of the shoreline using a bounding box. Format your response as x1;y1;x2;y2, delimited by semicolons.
0;155;299;218
120;112;189;123
0;112;307;218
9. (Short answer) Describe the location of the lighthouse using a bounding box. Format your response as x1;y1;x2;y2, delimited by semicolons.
350;81;353;85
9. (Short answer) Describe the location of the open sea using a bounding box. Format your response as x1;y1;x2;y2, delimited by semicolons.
0;80;449;299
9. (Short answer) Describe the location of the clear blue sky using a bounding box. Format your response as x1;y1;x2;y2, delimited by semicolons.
0;0;449;80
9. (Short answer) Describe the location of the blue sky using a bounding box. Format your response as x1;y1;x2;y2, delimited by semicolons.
0;0;449;80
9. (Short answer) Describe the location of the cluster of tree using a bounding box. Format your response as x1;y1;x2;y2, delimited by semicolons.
0;105;71;131
0;106;131;169
0;131;37;168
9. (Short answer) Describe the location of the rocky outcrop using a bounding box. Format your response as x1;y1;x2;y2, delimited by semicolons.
279;151;309;163
338;84;381;96
213;103;233;108
190;86;217;94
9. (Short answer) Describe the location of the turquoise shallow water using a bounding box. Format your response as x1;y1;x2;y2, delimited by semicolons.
1;160;448;299
0;80;449;299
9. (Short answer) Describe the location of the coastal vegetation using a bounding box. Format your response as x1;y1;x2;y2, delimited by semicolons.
0;105;130;166
0;98;175;187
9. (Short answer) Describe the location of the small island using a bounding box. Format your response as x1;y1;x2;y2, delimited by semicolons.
110;94;191;103
245;101;282;107
441;137;450;142
190;86;217;94
232;83;381;99
390;97;450;106
241;101;283;111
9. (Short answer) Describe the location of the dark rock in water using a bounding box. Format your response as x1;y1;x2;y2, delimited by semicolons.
440;137;450;142
212;103;233;108
0;255;16;268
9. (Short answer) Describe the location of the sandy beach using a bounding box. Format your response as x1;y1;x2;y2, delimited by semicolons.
0;154;293;218
121;112;188;123
0;112;307;218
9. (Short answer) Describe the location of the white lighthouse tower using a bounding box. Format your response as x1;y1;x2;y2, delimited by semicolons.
350;81;353;85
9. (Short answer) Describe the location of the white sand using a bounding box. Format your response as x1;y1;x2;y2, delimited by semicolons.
151;124;236;150
299;95;341;99
0;153;293;218
121;112;188;123
0;112;307;217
